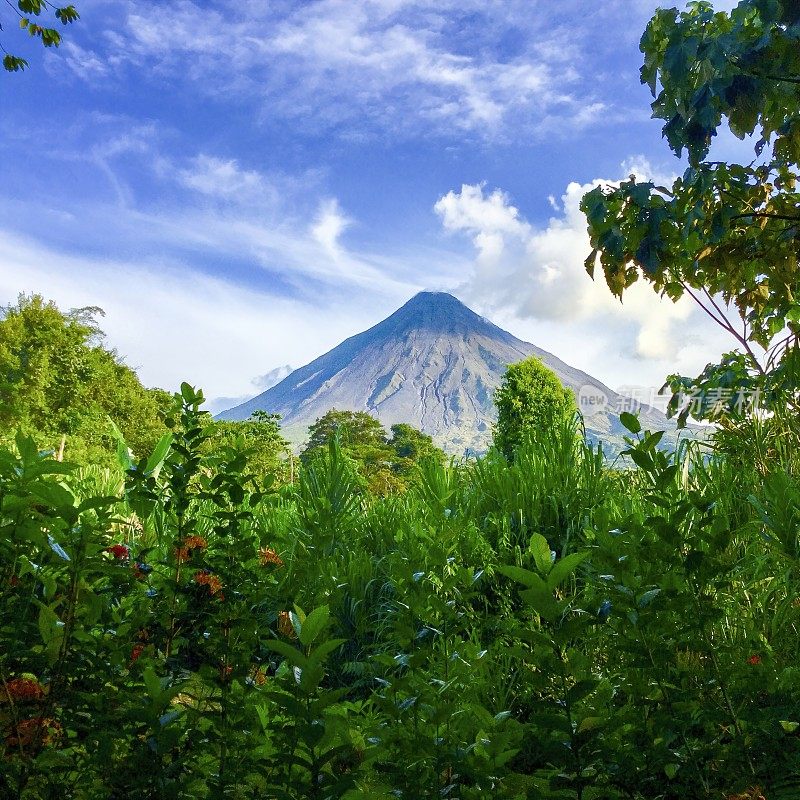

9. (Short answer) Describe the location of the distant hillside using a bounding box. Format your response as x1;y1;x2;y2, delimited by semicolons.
218;291;678;455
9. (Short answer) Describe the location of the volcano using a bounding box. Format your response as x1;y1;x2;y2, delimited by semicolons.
218;291;672;454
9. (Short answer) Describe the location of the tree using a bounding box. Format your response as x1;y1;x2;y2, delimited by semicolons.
206;411;291;486
301;410;445;495
0;294;170;463
581;0;800;427
1;1;79;72
493;357;577;461
303;409;388;458
388;423;446;472
302;410;402;495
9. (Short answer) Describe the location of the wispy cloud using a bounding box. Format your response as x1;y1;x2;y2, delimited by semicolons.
51;0;614;139
0;230;392;405
2;112;428;301
176;155;272;199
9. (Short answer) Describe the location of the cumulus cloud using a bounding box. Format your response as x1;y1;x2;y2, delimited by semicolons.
434;163;733;387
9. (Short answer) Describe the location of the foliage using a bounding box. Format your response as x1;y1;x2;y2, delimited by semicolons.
1;0;79;72
0;295;170;465
493;357;578;461
206;410;292;486
387;422;446;474
581;0;800;428
302;410;445;495
2;380;799;799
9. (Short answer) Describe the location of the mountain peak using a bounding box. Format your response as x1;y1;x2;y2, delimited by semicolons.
384;290;492;336
405;290;464;305
401;291;471;312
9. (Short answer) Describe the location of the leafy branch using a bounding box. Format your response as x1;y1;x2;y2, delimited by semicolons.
1;0;79;72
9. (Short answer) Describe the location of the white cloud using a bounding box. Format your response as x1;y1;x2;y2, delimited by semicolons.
0;231;386;406
58;41;110;79
311;199;352;258
177;155;271;199
55;0;607;139
434;164;734;388
0;119;425;300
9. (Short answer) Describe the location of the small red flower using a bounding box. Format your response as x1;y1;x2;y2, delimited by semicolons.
3;677;44;703
175;536;208;564
726;787;766;800
194;570;223;596
130;644;145;662
258;546;284;567
183;535;208;551
174;546;190;564
6;717;62;749
747;654;762;666
105;544;130;560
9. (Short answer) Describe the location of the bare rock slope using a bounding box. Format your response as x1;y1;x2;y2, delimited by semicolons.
218;292;672;454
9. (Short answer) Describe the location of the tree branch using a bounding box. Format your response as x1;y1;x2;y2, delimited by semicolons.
730;212;800;222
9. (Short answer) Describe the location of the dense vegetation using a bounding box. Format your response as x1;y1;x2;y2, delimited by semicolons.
2;1;799;798
1;385;798;799
302;410;445;495
0;294;797;799
0;295;171;465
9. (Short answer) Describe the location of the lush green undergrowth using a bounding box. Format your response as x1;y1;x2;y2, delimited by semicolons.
1;385;798;800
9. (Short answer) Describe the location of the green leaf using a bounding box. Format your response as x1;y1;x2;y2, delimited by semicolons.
567;679;600;706
299;604;330;646
620;412;642;433
265;639;310;670
180;382;197;403
37;603;64;663
497;564;541;589
780;720;799;734
143;666;162;701
519;576;561;622
576;715;604;734
664;763;679;779
15;430;38;464
307;637;346;668
145;433;173;478
529;533;553;574
547;551;590;590
77;495;118;514
29;479;75;510
638;588;662;608
627;449;653;471
108;417;135;469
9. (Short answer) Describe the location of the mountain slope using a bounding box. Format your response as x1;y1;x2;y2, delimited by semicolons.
218;291;673;454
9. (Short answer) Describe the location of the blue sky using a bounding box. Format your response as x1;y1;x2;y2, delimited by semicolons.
1;0;744;411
